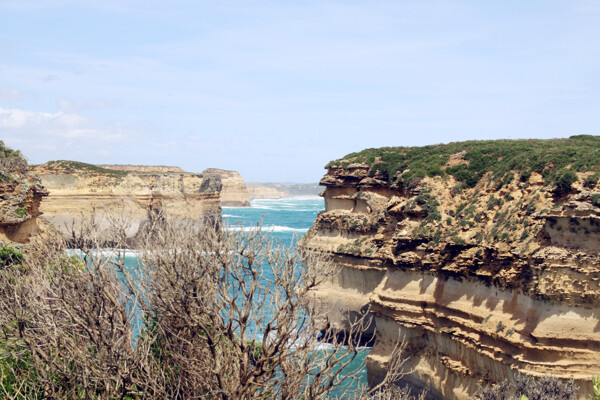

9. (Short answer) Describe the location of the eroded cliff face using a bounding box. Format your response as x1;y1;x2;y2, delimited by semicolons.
301;141;600;399
0;142;49;244
0;173;48;243
204;168;250;207
32;162;222;239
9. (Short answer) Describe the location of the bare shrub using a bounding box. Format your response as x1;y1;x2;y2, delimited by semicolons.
474;374;578;400
0;212;419;399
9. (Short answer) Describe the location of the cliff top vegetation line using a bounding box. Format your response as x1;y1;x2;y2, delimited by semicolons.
32;160;129;178
0;140;28;181
327;135;600;189
32;160;194;177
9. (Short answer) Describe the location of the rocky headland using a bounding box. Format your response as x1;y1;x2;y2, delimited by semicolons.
0;141;48;243
204;168;251;206
31;161;223;239
300;135;600;399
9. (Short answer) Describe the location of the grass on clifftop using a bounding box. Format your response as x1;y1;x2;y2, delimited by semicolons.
327;135;600;189
39;160;129;177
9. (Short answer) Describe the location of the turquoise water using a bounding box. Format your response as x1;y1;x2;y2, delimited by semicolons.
223;197;370;395
107;197;369;396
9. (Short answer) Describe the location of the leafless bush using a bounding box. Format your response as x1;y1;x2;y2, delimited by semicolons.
0;212;418;399
474;374;578;400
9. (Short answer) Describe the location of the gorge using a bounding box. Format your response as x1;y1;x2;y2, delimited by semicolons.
300;136;600;399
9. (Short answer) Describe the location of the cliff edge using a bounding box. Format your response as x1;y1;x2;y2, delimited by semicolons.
300;135;600;399
0;141;48;243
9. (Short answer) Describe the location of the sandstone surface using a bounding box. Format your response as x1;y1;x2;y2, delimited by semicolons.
0;142;48;243
32;161;222;239
300;137;600;399
204;168;250;206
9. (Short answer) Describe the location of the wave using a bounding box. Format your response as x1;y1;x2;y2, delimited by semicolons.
66;248;140;258
225;225;309;233
222;214;244;218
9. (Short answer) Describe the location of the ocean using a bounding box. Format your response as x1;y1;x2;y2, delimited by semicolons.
223;197;370;394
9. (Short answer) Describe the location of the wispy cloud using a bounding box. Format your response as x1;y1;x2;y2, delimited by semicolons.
0;106;137;161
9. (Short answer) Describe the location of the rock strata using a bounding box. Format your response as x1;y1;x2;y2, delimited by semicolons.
0;142;48;243
300;137;600;399
32;161;222;239
204;168;250;206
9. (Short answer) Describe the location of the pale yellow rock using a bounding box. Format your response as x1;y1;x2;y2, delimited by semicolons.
204;168;250;206
301;163;600;400
33;165;222;239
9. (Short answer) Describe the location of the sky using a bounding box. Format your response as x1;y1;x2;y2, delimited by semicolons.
0;1;599;183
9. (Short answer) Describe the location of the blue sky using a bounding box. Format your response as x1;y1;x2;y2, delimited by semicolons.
0;1;599;182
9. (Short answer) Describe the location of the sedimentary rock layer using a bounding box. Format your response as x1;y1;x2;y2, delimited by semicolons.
0;143;48;243
300;138;600;399
204;168;251;207
0;173;48;243
35;165;222;239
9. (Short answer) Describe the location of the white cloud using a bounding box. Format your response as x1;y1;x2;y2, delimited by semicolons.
0;106;135;160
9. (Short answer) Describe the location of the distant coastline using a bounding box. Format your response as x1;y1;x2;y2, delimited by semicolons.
246;182;320;200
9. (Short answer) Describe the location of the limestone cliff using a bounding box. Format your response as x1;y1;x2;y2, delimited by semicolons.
300;136;600;399
32;161;222;239
204;168;250;206
0;141;48;243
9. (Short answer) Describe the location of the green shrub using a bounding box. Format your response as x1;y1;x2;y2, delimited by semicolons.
520;169;532;182
327;136;600;189
0;246;24;268
14;207;27;218
585;173;600;188
591;376;600;400
591;194;600;208
452;234;465;245
487;195;503;210
555;169;577;193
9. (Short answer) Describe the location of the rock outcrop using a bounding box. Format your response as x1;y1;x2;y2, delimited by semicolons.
32;161;222;239
300;136;600;399
0;142;48;243
204;168;250;206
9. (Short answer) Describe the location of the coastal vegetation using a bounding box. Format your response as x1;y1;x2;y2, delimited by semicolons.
0;215;416;400
327;135;600;190
33;160;129;177
473;374;578;400
0;141;27;181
